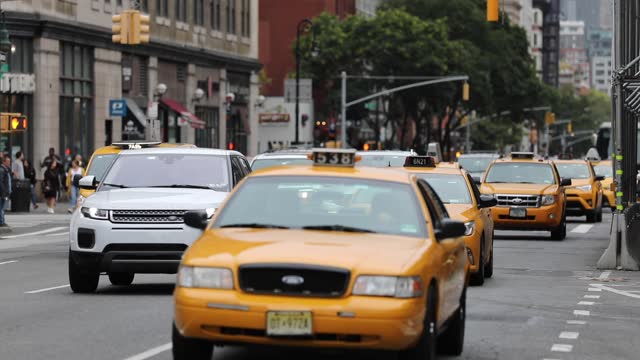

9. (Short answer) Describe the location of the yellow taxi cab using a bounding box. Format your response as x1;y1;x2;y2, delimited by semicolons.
78;141;195;200
399;156;497;286
592;160;615;210
555;159;604;223
173;149;469;360
480;152;571;240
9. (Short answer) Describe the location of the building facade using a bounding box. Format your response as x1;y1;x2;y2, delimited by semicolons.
559;20;589;91
591;56;612;93
533;0;561;87
1;0;261;177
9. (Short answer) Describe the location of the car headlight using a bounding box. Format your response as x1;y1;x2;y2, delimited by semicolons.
541;195;556;206
80;207;109;220
464;221;475;236
205;208;217;218
576;185;592;192
177;266;234;289
352;275;423;298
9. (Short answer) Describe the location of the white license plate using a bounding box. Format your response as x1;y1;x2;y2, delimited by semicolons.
509;207;527;218
266;311;313;336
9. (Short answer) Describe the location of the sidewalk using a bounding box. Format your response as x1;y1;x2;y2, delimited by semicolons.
6;200;74;215
1;201;73;235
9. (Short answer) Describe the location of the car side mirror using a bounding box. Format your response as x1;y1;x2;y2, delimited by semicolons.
435;219;467;241
78;176;98;190
478;194;498;208
595;175;605;181
184;210;209;230
472;176;481;185
560;178;572;186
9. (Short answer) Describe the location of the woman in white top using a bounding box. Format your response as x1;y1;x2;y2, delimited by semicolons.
66;160;84;213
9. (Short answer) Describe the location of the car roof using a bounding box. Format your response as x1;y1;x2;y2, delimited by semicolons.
118;147;244;157
458;153;500;158
493;157;552;164
252;151;310;160
357;150;415;156
554;159;589;164
90;143;195;155
250;164;415;184
399;166;464;175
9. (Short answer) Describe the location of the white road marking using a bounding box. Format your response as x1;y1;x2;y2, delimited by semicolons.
567;320;587;325
559;332;580;340
551;344;573;352
25;284;70;294
588;287;602;292
584;295;600;299
45;232;70;237
578;301;595;305
590;283;640;299
1;227;67;239
573;310;590;316
122;343;172;360
571;224;593;233
598;271;611;280
0;260;18;265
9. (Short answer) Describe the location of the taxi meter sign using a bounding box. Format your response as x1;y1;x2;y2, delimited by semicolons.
403;156;436;168
310;148;357;167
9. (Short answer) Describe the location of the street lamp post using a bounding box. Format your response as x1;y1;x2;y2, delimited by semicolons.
294;19;317;145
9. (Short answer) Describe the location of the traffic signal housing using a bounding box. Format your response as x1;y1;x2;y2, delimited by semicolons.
10;116;27;131
112;12;130;44
567;122;573;134
487;0;499;22
130;11;151;44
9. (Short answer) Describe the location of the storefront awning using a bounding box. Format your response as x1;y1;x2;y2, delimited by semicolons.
160;99;206;129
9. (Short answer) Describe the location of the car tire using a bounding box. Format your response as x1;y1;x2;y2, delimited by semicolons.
484;239;494;279
586;211;597;223
172;322;214;360
596;206;603;222
550;220;566;241
108;272;135;286
68;252;99;294
438;287;466;356
470;238;485;286
398;285;437;360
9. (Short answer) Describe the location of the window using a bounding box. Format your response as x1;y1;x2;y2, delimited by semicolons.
210;0;221;30
485;163;556;184
195;106;220;148
227;0;236;34
241;0;250;37
194;0;204;25
156;0;168;17
141;0;148;12
116;0;123;7
176;0;187;22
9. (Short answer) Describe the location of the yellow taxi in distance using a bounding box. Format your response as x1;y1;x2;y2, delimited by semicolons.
78;141;195;200
173;149;469;360
399;156;497;286
555;159;604;223
592;160;615;210
480;152;571;240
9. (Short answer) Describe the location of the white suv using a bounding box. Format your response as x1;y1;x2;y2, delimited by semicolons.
68;147;252;293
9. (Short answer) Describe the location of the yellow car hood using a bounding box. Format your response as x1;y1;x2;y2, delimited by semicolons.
185;228;430;274
444;204;475;222
481;183;558;195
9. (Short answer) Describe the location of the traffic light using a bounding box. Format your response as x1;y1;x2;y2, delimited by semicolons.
228;142;235;150
130;11;151;44
462;82;470;101
487;0;499;22
567;122;573;134
112;12;130;44
10;116;27;131
544;111;556;125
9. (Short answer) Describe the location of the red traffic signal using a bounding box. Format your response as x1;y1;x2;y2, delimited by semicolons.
11;116;27;131
228;142;235;150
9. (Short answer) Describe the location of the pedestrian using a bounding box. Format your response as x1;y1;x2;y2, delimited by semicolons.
12;151;25;180
66;159;84;213
43;160;61;214
41;147;62;170
0;155;11;226
24;159;38;209
74;154;84;168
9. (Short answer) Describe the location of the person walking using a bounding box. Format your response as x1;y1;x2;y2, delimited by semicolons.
66;159;84;213
43;160;61;214
12;151;25;180
0;155;11;226
24;159;38;209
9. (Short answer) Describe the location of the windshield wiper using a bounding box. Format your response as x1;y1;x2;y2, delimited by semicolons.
149;184;220;190
220;223;290;229
102;183;128;188
303;225;377;233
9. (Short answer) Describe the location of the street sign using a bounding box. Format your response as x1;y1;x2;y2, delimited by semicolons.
109;99;127;117
284;78;312;103
147;101;159;119
0;52;6;63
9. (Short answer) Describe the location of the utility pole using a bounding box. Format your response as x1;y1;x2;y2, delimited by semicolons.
465;110;475;153
341;71;347;149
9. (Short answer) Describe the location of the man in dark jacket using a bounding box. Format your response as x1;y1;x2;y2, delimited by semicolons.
0;155;12;226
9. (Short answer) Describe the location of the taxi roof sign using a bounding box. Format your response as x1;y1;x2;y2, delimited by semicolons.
510;152;536;159
309;148;358;167
112;141;162;149
404;156;437;168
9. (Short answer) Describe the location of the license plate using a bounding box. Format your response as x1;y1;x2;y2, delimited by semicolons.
266;311;313;336
509;207;527;218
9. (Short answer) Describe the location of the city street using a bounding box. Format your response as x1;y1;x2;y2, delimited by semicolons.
0;212;638;360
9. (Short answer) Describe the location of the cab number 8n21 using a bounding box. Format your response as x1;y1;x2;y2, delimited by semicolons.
315;153;353;165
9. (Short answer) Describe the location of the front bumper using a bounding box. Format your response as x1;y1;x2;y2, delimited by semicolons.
565;191;596;215
174;288;425;351
491;204;563;230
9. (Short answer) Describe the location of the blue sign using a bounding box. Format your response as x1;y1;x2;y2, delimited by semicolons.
109;99;127;117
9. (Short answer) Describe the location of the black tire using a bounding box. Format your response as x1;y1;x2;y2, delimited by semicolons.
485;239;494;278
68;253;99;294
596;206;603;222
399;285;437;360
172;323;214;360
586;210;597;223
108;272;135;286
438;287;466;356
470;238;485;286
550;220;566;241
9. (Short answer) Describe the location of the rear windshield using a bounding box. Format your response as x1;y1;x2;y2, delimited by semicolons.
458;157;495;173
416;174;472;204
357;154;408;167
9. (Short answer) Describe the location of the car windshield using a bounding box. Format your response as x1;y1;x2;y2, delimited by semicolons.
458;157;495;173
214;176;427;238
416;174;472;204
86;154;117;182
485;163;556;184
251;158;312;171
357;154;408;167
594;165;613;178
99;153;230;191
556;163;591;179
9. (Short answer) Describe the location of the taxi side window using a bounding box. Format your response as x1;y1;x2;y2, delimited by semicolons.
230;157;245;185
466;173;483;204
239;157;252;174
417;179;449;229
